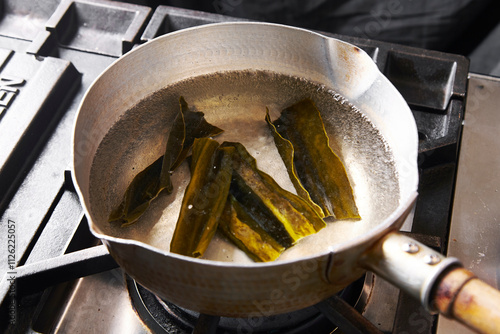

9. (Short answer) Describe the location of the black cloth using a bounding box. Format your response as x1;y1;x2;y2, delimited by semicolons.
163;0;495;51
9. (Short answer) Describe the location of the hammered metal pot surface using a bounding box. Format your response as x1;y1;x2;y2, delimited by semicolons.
72;22;418;317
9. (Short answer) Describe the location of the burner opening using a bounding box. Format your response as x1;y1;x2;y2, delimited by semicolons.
127;274;370;334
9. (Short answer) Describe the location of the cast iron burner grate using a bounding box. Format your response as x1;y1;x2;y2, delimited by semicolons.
126;274;381;334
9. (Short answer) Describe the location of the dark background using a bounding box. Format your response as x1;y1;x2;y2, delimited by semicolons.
126;0;500;76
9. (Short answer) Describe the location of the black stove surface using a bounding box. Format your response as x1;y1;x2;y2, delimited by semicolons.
0;1;469;333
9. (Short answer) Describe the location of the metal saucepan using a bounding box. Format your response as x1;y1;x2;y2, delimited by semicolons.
72;22;500;333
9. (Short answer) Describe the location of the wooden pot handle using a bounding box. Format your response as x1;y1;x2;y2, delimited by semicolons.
431;267;500;334
360;231;500;334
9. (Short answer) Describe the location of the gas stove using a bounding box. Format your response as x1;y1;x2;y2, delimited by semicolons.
0;1;498;333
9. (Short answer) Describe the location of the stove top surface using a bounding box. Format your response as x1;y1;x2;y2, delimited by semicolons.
0;1;497;334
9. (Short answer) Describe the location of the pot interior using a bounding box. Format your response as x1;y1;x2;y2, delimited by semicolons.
88;69;401;263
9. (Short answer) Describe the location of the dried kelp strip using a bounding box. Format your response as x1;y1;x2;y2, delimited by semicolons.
222;142;326;249
160;96;224;193
219;195;285;262
265;109;324;218
268;98;360;220
108;156;163;226
170;138;233;258
109;97;223;226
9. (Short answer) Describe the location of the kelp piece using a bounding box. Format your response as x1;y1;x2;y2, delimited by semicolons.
109;96;223;226
268;98;360;220
222;142;326;249
160;96;224;192
170;138;233;258
219;195;285;262
108;156;163;226
265;109;324;218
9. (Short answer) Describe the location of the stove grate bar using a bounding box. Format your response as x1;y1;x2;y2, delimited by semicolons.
0;244;117;310
316;294;383;334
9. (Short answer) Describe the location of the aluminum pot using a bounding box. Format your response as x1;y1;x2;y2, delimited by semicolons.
72;22;500;333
